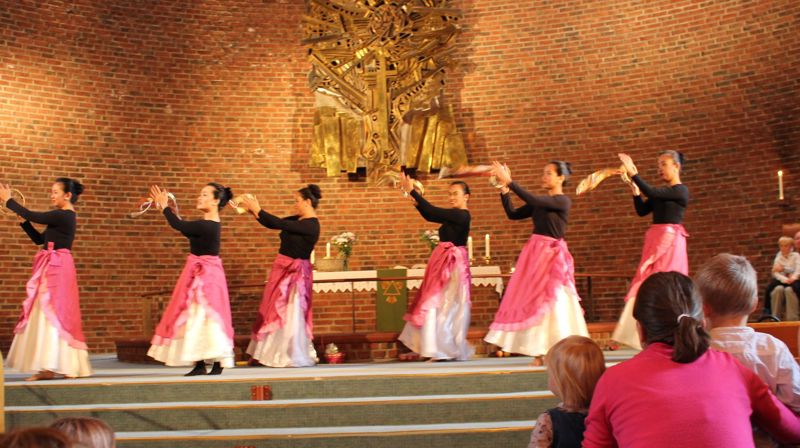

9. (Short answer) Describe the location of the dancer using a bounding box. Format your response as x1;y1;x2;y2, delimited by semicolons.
240;185;321;367
147;183;235;376
484;161;589;365
611;151;689;350
398;172;473;361
0;179;91;381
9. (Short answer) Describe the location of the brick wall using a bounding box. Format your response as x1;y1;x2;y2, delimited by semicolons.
0;0;798;352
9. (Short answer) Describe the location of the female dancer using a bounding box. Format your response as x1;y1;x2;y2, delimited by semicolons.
611;151;688;350
147;183;235;376
484;161;589;365
0;178;91;380
241;185;321;367
398;172;473;361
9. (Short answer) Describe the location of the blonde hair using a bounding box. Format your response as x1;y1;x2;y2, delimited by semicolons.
50;417;115;448
695;253;757;317
779;236;794;247
545;336;606;411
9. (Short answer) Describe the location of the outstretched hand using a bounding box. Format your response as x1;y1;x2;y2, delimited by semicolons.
238;194;261;217
149;185;169;210
0;183;12;203
491;161;512;186
399;172;415;194
618;153;638;177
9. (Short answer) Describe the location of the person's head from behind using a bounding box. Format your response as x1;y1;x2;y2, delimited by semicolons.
50;417;115;448
0;427;73;448
694;254;757;323
633;271;710;363
544;335;606;411
778;236;794;256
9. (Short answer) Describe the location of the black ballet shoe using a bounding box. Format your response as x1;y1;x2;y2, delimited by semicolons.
185;361;207;376
208;362;223;375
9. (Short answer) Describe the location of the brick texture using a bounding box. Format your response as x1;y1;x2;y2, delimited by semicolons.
0;0;798;352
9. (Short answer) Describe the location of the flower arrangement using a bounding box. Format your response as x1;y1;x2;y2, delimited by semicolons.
331;231;356;259
421;229;440;251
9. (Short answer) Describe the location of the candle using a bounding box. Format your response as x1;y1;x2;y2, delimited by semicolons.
467;236;473;260
485;234;490;258
310;249;315;265
778;170;784;201
326;242;331;258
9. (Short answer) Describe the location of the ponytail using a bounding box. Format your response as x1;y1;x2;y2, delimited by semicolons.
633;272;709;363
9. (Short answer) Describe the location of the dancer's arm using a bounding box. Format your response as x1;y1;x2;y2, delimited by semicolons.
500;189;533;220
256;210;319;235
5;199;66;225
20;221;45;245
410;190;469;225
631;175;689;205
507;182;570;211
163;207;205;236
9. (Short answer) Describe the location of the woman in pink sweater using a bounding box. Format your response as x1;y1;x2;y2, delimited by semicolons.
583;272;800;448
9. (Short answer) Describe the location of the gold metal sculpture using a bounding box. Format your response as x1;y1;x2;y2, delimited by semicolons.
303;0;467;184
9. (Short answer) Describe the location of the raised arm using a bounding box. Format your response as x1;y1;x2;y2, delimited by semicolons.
631;175;688;204
633;195;653;216
20;221;45;245
256;210;319;235
163;208;206;236
410;190;469;225
508;182;570;211
5;199;67;226
500;191;533;220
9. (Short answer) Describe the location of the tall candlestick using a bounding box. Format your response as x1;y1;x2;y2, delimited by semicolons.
467;236;473;260
310;249;315;265
778;170;784;201
326;242;331;258
485;234;490;258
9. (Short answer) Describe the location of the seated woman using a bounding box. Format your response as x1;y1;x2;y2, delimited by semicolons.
583;272;800;448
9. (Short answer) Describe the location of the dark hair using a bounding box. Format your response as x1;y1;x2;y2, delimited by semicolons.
0;427;73;448
449;180;470;195
660;150;685;168
207;182;233;211
633;271;710;363
298;184;322;209
55;177;84;204
548;161;572;186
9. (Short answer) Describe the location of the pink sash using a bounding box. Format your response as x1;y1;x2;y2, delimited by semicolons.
251;254;313;341
489;234;579;331
150;254;234;345
624;224;689;302
404;243;471;327
16;242;87;350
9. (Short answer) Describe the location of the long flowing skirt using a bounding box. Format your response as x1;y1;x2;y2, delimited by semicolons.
248;254;316;367
612;224;689;349
398;243;473;360
484;234;588;356
148;255;235;367
6;265;91;377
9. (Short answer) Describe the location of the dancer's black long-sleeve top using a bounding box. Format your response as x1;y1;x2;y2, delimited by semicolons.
163;208;220;256
501;181;570;239
631;175;689;224
410;190;470;247
6;198;76;250
256;211;320;259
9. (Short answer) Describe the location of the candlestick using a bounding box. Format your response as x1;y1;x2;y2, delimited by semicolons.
485;234;490;258
467;236;473;261
326;242;331;258
778;170;784;201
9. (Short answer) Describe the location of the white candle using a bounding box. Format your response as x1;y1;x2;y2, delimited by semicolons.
467;236;473;260
326;242;331;258
310;249;315;265
485;234;490;258
778;170;784;201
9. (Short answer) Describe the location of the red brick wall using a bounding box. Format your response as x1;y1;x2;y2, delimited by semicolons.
0;0;798;352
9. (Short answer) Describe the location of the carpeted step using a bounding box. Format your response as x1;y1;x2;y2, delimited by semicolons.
6;391;556;432
114;420;537;448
